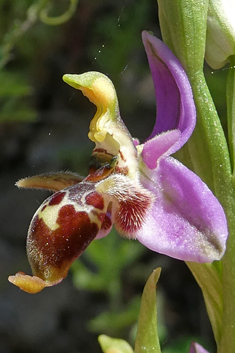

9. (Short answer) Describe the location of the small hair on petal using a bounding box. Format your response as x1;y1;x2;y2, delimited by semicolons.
96;174;155;237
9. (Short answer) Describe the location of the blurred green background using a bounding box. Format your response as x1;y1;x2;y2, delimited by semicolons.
0;0;227;352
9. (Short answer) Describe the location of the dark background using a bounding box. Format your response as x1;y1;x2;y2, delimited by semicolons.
0;0;227;352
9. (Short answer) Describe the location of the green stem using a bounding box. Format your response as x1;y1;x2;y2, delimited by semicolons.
218;203;235;353
217;57;235;353
181;56;235;353
40;0;78;26
186;262;223;345
186;72;235;353
227;56;235;175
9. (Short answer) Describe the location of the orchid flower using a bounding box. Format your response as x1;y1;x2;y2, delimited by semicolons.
8;31;228;294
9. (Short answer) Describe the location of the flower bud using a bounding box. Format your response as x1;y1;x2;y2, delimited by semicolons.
206;0;235;69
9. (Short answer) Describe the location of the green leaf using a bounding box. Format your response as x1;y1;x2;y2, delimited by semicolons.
98;334;134;353
134;268;161;353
